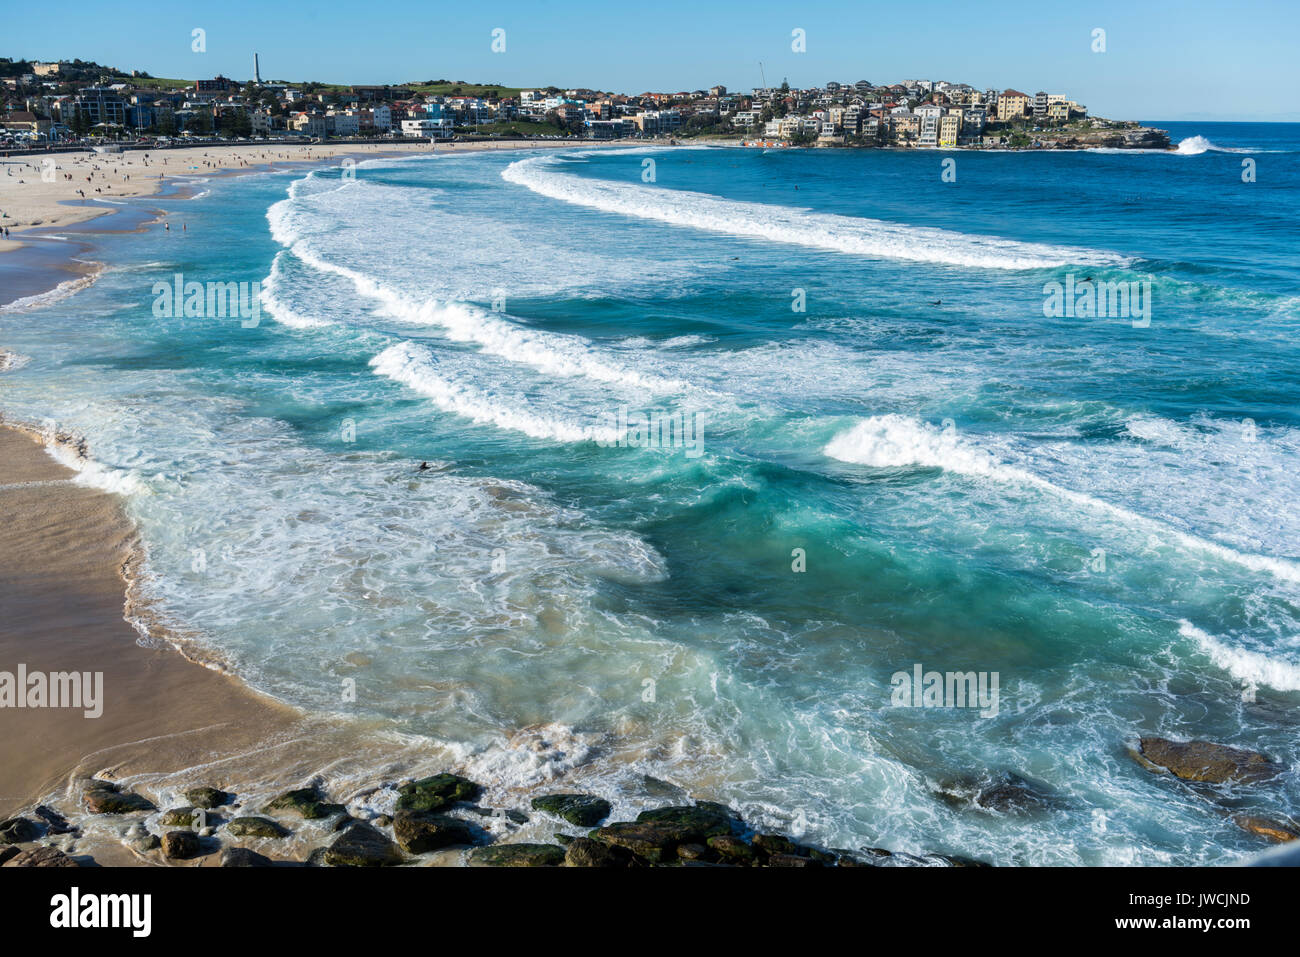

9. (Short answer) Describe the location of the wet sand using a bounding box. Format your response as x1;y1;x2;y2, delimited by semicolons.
0;424;299;817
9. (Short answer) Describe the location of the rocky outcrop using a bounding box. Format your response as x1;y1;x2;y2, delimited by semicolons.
226;816;289;838
1234;814;1299;843
2;846;79;867
186;787;232;809
563;836;643;867
323;822;404;867
265;785;346;820
634;803;741;838
468;843;566;867
530;793;612;827
391;809;474;853
0;817;41;844
395;773;482;813
934;771;1066;814
82;779;155;814
161;830;200;860
1135;738;1280;784
33;806;77;835
221;847;272;867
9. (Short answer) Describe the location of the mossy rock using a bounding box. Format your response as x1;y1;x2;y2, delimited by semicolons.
392;809;473;854
530;793;612;827
707;834;757;864
590;821;696;863
159;807;199;827
468;843;566;867
563;836;643;867
161;830;200;860
751;833;800;857
220;847;271;867
0;817;41;844
1136;738;1280;784
82;779;156;815
634;803;740;840
323;822;404;867
265;786;346;820
185;787;231;809
226;816;289;838
396;774;482;813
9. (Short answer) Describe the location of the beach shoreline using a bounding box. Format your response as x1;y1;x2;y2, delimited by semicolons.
0;139;626;309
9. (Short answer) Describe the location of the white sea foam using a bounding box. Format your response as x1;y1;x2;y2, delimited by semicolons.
0;349;31;372
44;438;149;496
1180;620;1300;692
0;267;102;313
259;252;333;329
825;414;1300;584
502;155;1129;270
1175;135;1250;156
370;342;618;444
267;186;685;393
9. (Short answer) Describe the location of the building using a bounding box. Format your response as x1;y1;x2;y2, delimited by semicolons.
938;113;960;147
400;117;453;138
196;76;235;95
996;90;1030;122
71;88;127;127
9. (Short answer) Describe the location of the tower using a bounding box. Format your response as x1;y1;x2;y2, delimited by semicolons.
254;53;261;85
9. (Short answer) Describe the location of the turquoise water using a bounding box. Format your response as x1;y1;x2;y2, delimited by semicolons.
2;122;1298;864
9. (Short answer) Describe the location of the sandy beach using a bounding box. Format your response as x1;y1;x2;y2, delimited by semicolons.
0;139;605;255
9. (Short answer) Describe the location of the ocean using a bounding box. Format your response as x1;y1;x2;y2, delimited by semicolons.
2;121;1298;864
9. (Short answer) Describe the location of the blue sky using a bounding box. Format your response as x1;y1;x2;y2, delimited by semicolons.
7;0;1297;120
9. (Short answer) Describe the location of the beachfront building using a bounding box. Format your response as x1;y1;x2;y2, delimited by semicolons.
997;90;1030;122
916;103;942;146
400;117;453;138
938;113;960;147
70;87;127;127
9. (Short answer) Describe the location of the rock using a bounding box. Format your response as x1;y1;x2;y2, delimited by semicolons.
372;815;392;828
0;846;19;866
0;817;41;844
226;816;289;838
126;833;161;854
3;846;78;867
82;779;155;814
159;807;199;827
752;833;800;858
707;835;757;865
504;809;529;825
221;847;272;867
185;787;231;809
1136;737;1280;784
161;830;200;860
639;775;689;801
675;842;714;862
395;773;482;813
530;793;612;827
767;853;820;867
392;809;473;853
935;771;1065;814
590;822;696;863
469;843;566;867
634;803;741;840
1234;814;1299;843
323;822;404;867
807;847;838;864
265;786;346;820
33;806;77;835
860;847;893;861
564;836;642;867
836;854;871;867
